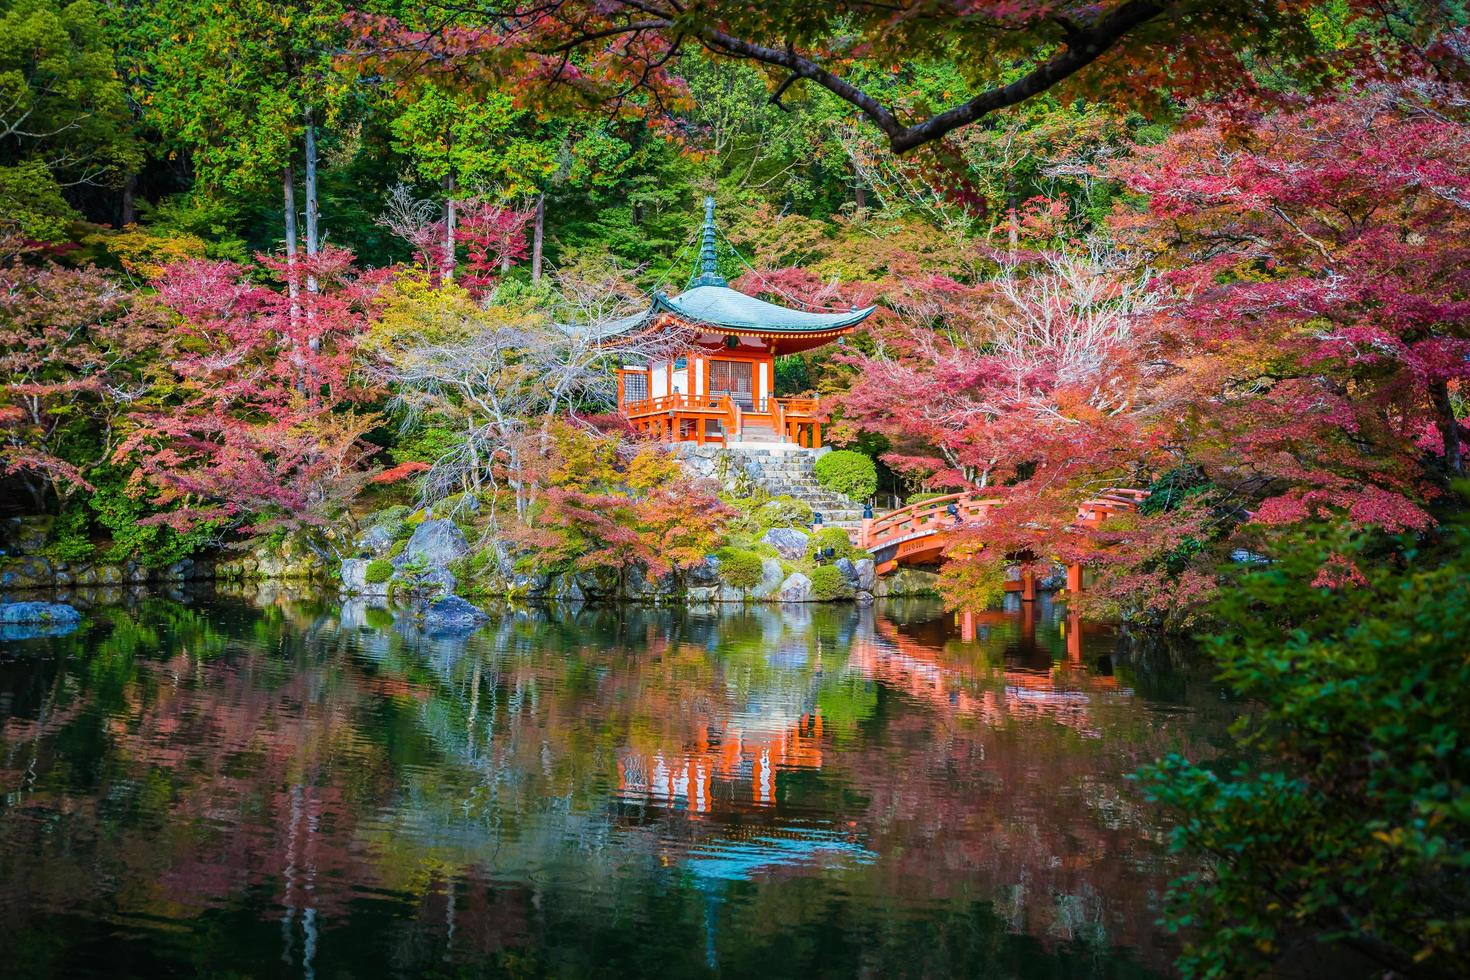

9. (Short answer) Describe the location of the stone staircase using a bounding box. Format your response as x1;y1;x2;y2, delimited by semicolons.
723;447;868;530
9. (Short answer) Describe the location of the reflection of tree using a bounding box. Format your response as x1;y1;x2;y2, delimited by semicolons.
0;592;1227;977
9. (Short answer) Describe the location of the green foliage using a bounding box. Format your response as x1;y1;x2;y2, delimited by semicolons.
388;539;407;558
806;526;861;561
813;450;878;500
906;492;946;505
808;564;851;601
716;549;764;591
89;473;214;568
364;559;394;584
44;507;93;561
0;161;80;241
1136;518;1470;979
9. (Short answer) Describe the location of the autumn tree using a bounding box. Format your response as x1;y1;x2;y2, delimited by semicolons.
116;247;382;554
1111;84;1470;532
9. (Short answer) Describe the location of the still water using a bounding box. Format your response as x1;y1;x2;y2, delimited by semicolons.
0;590;1232;979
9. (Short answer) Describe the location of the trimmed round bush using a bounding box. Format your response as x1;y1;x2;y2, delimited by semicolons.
809;564;851;601
364;559;395;584
813;450;878;500
718;549;765;591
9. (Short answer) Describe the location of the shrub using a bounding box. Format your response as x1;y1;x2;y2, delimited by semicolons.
718;549;765;591
756;495;814;530
813;450;878;500
1137;520;1470;979
906;491;946;506
808;564;851;600
364;559;394;584
806;526;861;561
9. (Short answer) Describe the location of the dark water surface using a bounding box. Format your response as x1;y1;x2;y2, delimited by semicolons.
0;590;1232;979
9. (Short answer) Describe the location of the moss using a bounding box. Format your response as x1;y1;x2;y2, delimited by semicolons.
755;496;814;530
813;450;878;500
388;539;407;558
364;559;394;584
809;564;852;601
906;491;947;505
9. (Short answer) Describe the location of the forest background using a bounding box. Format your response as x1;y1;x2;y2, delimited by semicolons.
3;2;1470;976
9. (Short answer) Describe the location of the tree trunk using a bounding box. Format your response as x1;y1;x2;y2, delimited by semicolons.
283;163;300;322
304;106;320;296
443;172;456;283
120;173;137;226
531;193;545;283
1430;378;1464;477
854;183;867;210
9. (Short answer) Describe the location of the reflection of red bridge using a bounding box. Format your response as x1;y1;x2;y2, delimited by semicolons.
857;488;1151;585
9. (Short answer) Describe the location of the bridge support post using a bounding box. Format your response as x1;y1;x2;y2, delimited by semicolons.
1021;568;1036;602
1066;563;1083;595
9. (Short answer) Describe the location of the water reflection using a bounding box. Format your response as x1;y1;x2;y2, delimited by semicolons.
0;589;1229;979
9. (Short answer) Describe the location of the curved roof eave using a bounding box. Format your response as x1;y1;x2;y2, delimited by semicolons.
653;285;876;333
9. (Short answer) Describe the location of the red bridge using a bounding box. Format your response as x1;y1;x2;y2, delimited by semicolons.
856;488;1151;591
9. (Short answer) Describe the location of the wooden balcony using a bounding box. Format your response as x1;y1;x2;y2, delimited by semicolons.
621;394;827;446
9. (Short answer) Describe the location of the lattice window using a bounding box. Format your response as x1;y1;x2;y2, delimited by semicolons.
621;371;648;406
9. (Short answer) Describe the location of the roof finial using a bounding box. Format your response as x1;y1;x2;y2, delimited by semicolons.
691;195;726;288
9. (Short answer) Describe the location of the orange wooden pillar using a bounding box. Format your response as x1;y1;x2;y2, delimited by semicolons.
1066;563;1083;594
1020;568;1036;601
811;422;821;448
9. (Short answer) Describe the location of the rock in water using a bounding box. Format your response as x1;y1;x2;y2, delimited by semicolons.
778;572;813;602
834;557;858;587
0;601;82;640
752;559;786;599
854;558;877;592
0;601;81;624
420;596;490;633
397;519;470;568
760;528;810;561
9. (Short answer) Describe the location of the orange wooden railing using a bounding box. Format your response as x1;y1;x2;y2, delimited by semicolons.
859;487;1149;591
858;492;1003;552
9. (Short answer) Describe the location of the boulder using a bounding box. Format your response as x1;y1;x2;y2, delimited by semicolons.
396;519;470;568
0;516;52;556
686;585;719;604
545;573;585;604
874;567;941;598
854;558;877;592
420;595;490;633
750;559;786;599
573;566;620;600
778;572;813;603
0;601;80;624
357;524;397;556
834;557;859;588
855;589;875;605
0;556;54;589
683;556;721;588
340;558;390;597
761;527;809;561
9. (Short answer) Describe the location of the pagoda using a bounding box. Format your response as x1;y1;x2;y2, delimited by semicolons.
607;197;875;447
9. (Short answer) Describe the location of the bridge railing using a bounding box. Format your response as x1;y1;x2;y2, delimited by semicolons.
858;492;1003;551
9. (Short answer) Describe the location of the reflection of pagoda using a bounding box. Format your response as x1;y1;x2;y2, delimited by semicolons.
617;711;825;814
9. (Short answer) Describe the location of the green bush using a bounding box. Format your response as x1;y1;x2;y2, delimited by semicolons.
1137;518;1470;979
718;549;765;591
813;450;878;500
364;559;395;584
906;491;946;506
45;508;95;562
806;526;861;560
808;564;851;601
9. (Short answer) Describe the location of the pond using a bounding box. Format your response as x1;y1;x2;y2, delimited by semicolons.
0;590;1233;979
